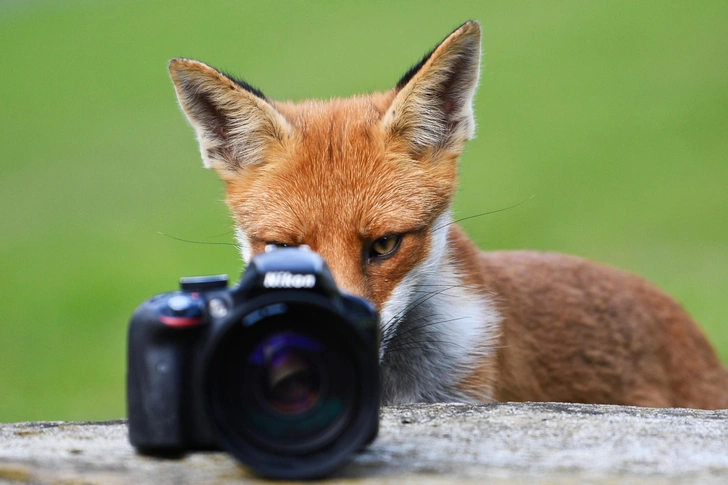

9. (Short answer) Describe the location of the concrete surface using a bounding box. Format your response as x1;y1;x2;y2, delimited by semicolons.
1;402;727;484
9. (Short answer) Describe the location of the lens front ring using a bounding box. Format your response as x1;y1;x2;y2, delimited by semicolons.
200;292;379;479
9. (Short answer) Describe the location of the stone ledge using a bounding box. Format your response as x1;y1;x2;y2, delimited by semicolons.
1;403;727;484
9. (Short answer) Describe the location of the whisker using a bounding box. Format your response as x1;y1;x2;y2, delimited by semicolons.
157;231;238;247
432;195;535;233
381;316;468;346
380;286;461;341
385;285;460;324
378;281;486;350
409;283;471;288
207;229;235;239
384;337;471;354
380;287;444;333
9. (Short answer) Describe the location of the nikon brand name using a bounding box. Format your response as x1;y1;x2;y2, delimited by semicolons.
263;271;316;289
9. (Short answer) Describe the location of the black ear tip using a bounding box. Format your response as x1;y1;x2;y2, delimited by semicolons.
394;21;481;91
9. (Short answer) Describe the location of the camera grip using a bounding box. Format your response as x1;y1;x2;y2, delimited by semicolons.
127;303;201;452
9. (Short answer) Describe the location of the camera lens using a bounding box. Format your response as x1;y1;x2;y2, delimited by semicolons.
203;293;378;479
207;301;357;454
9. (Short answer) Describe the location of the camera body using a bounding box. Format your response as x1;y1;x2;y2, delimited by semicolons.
127;246;379;479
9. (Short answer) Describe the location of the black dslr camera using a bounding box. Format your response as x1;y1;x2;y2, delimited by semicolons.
127;246;379;479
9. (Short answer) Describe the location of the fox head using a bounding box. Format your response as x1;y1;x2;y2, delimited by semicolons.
169;22;484;395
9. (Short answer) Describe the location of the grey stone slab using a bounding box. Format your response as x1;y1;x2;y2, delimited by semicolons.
0;403;726;484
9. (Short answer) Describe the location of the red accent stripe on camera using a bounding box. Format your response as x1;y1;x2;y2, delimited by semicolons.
159;315;203;328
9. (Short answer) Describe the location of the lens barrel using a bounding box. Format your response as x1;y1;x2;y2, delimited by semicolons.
202;293;378;479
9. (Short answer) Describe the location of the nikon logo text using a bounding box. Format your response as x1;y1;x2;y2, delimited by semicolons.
263;272;316;289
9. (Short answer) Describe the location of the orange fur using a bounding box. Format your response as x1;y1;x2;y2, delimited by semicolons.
169;21;728;409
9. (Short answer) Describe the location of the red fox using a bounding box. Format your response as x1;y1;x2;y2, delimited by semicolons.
169;21;728;409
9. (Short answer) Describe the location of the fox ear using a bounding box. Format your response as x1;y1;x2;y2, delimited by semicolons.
383;21;481;156
168;58;289;179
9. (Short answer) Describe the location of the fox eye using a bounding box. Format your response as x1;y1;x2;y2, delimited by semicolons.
266;242;293;250
369;235;402;260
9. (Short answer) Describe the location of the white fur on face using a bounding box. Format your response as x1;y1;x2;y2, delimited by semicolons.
377;213;451;360
378;212;502;404
235;227;252;263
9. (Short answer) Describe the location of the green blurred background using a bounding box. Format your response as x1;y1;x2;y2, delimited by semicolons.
1;1;726;422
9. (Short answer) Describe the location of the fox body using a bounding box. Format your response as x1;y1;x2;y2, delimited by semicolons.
169;21;728;408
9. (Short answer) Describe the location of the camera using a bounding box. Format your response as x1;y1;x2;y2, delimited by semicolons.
127;246;380;479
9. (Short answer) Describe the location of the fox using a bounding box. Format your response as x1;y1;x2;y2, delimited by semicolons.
168;20;728;409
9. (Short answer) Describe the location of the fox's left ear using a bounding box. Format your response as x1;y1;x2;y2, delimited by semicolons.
383;20;481;156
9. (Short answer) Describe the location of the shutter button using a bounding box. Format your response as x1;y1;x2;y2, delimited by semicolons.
159;294;204;328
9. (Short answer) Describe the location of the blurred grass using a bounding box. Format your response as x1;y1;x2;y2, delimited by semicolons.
1;0;726;421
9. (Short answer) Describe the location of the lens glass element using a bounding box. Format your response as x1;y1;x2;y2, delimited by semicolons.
250;333;323;415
